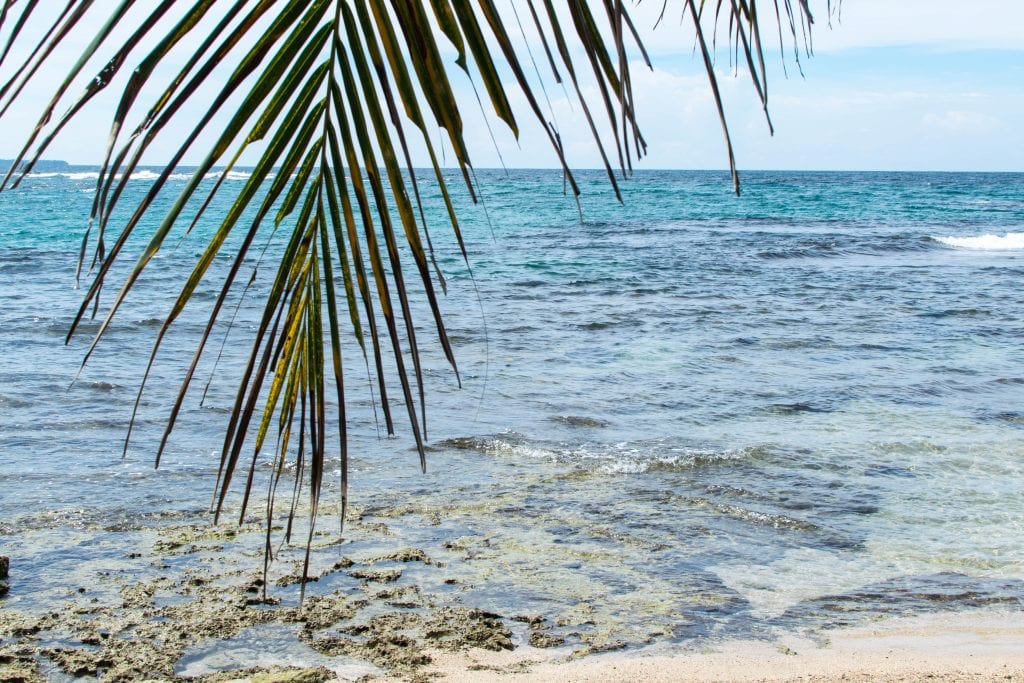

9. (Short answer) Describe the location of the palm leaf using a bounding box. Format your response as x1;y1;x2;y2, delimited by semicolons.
0;0;818;590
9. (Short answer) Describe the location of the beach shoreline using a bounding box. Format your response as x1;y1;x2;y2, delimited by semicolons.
4;508;1021;681
384;609;1024;682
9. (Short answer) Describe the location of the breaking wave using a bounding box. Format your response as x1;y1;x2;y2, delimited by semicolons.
24;169;259;182
934;232;1024;250
434;433;758;474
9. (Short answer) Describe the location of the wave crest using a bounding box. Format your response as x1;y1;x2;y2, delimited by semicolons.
434;433;757;474
935;232;1024;250
23;169;260;182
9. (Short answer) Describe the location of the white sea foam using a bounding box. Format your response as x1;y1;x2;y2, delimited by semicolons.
197;170;255;181
935;232;1024;250
24;171;97;180
22;168;264;183
440;433;751;474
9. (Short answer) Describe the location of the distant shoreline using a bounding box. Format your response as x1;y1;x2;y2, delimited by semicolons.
1;158;71;173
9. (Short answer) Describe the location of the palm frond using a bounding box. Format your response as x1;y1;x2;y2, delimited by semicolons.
0;0;817;587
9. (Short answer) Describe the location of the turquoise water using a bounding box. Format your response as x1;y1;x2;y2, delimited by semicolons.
1;169;1023;647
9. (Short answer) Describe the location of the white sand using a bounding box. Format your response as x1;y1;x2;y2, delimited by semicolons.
375;608;1024;682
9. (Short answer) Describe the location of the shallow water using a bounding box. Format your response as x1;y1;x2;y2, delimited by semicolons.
1;169;1023;672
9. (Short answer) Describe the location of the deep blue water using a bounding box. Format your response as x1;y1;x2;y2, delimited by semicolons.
1;168;1023;647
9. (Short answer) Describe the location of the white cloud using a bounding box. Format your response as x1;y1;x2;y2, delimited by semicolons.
626;1;1024;55
811;0;1024;51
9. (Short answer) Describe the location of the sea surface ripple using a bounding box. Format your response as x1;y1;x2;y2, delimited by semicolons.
1;168;1022;649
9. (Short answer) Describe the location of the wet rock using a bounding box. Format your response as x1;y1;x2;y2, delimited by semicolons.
373;584;421;608
0;555;8;597
0;608;61;638
291;594;357;631
370;547;435;565
120;583;156;609
152;539;189;554
305;630;431;674
0;513;592;682
302;609;457;676
370;612;427;638
96;638;180;682
44;647;110;677
275;557;354;587
78;630;107;646
512;614;545;625
257;668;334;683
0;520;449;679
585;640;627;654
528;630;566;648
0;665;41;683
0;644;43;683
244;596;281;607
442;535;492;559
443;537;471;552
203;666;336;683
364;634;432;671
424;607;513;651
348;568;402;583
435;436;485;450
164;595;284;642
353;521;392;536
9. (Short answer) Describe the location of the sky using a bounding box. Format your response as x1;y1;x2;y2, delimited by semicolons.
1;1;1021;172
474;1;1024;171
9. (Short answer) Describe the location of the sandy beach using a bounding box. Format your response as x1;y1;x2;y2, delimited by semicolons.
390;610;1024;682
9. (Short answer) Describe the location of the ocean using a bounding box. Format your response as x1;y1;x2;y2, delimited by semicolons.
1;168;1022;674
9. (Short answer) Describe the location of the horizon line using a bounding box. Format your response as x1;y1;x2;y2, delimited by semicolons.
4;159;1023;175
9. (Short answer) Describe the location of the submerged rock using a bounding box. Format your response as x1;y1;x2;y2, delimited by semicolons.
424;607;513;652
528;630;566;648
550;415;610;428
764;402;831;415
0;555;8;597
370;547;435;564
0;643;41;683
348;568;402;583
